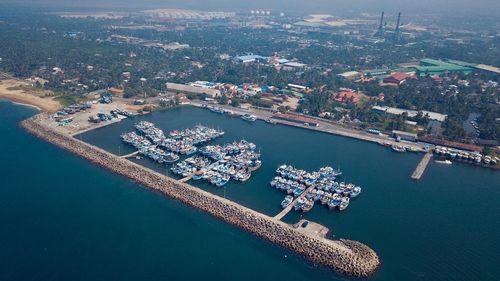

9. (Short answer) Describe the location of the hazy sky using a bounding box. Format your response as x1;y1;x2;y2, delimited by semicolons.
2;0;500;15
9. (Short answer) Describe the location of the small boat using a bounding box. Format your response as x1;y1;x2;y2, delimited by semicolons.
247;160;262;171
265;118;277;124
300;199;314;212
338;197;350;211
435;160;452;165
210;107;225;114
391;145;406;152
350;186;362;198
242;114;257;122
192;170;205;180
281;195;294;209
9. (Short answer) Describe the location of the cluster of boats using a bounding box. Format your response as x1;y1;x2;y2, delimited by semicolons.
121;121;225;164
121;131;180;163
434;146;498;165
171;140;262;187
271;165;361;212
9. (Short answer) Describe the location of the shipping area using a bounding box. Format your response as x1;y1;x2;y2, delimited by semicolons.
2;70;498;278
5;74;498;278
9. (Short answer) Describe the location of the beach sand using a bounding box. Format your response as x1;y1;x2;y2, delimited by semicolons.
0;79;61;112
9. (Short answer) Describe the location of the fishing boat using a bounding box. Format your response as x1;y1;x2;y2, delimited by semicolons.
209;107;225;114
241;114;257;122
281;195;294;209
349;186;362;198
391;145;406;152
265;118;277;124
247;160;262;171
338;197;350;211
192;170;205;180
301;199;314;212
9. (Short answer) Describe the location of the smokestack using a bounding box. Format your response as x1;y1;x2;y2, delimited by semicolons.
379;11;384;30
395;12;401;32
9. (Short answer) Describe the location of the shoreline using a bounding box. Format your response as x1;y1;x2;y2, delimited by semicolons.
21;112;380;277
0;80;61;112
1;98;42;111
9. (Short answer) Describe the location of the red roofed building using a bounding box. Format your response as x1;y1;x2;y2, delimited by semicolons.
108;87;124;97
383;72;414;84
335;90;361;104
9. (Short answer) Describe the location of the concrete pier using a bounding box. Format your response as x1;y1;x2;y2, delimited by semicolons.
274;185;316;220
120;151;139;159
411;152;433;180
180;174;193;182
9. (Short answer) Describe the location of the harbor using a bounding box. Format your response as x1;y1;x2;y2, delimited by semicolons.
4;100;500;281
21;112;380;277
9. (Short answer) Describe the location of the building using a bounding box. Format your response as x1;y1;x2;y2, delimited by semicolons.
337;71;360;80
287;83;307;92
414;58;473;76
392;130;418;142
166;82;221;98
383;72;414;84
418;136;482;152
282;61;307;71
108;87;124;97
372;106;447;122
234;54;267;63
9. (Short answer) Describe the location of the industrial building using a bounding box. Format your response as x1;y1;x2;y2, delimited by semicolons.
234;54;268;63
392;130;418;142
166;82;221;98
372;106;447;122
414;59;473;76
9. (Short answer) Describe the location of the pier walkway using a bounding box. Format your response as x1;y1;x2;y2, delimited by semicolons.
274;185;316;221
180;175;193;182
120;151;139;159
411;152;433;180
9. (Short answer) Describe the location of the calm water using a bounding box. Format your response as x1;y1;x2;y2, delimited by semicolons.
1;102;499;281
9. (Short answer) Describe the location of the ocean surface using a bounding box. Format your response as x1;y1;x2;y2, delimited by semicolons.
1;101;499;281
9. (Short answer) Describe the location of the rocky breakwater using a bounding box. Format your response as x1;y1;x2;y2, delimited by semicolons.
21;114;380;277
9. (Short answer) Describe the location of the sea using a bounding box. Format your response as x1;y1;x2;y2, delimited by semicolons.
1;100;499;281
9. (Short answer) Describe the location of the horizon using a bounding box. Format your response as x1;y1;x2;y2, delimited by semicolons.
1;0;500;16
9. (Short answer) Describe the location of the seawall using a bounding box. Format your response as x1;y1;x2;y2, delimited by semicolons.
21;113;380;277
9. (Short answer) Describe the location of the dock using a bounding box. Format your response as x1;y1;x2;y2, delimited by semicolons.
180;175;193;182
411;152;433;180
120;151;139;159
274;184;316;220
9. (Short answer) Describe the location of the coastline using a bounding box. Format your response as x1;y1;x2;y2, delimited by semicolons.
1;98;42;111
21;112;381;277
0;79;61;112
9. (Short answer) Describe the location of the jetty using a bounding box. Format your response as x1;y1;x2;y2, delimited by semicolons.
180;174;193;182
275;184;316;220
411;152;433;180
120;151;139;159
21;113;380;278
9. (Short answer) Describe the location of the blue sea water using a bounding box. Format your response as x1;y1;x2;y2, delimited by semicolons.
1;101;499;281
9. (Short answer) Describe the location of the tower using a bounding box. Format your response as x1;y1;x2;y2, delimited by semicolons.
394;12;402;41
375;11;385;37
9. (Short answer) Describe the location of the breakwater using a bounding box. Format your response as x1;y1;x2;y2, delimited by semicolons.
21;113;380;277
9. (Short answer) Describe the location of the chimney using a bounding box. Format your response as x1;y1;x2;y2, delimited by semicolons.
395;12;401;32
379;11;385;30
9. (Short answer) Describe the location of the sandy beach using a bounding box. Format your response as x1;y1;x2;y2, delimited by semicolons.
0;79;61;112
